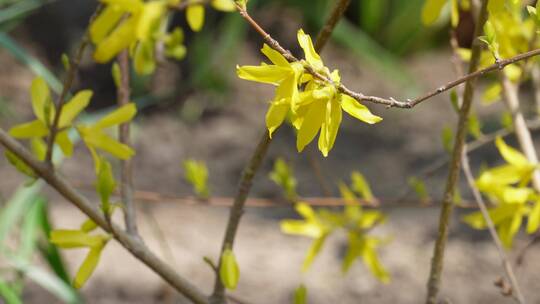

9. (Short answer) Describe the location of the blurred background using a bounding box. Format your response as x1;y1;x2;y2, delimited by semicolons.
0;0;539;303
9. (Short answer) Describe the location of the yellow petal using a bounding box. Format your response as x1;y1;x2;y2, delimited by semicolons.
261;44;289;67
318;97;341;157
341;95;382;124
186;4;205;32
495;136;530;168
297;29;323;70
297;100;325;152
9;120;48;138
527;201;540;233
421;0;446;25
237;65;292;84
93;103;137;130
59;90;92;128
266;101;289;138
136;1;166;41
102;0;143;12
93;16;137;63
89;5;123;44
211;0;236;11
134;41;156;75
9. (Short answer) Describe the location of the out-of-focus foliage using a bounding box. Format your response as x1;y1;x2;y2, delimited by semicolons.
183;159;210;199
281;171;389;282
0;187;78;303
463;137;540;248
269;158;298;201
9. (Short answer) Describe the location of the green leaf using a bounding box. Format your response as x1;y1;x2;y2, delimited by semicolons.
61;53;70;71
96;157;116;214
37;200;72;285
183;159;210;199
338;181;358;205
82;130;135;160
30;138;46;161
18;198;45;261
408;177;430;201
269;158;298;201
80;219;98;233
0;184;40;250
9;119;48;138
9;258;78;303
56;130;73;157
293;284;307;304
30;76;52;123
0;279;22;304
361;238;390;283
441;125;453;153
281;220;324;239
302;234;327;271
350;171;374;202
73;246;103;289
219;248;240;290
49;230;104;249
111;62;121;88
5;150;36;178
468;112;482;139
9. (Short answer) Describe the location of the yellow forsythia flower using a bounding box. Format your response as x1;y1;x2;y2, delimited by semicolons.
237;29;382;157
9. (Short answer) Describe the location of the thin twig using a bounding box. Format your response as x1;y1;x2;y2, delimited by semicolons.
209;1;353;302
237;4;540;109
0;129;209;304
44;6;102;166
500;73;540;191
117;50;139;236
426;1;489;303
461;148;526;304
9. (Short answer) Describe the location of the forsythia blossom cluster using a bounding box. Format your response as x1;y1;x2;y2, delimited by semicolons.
237;30;382;157
89;0;235;74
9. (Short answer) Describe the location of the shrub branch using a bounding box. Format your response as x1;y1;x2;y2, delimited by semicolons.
0;128;209;304
425;1;489;303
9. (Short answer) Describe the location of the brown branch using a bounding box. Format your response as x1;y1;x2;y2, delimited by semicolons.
116;50;138;236
0;129;209;304
314;0;351;52
425;1;489;303
209;1;353;302
237;3;540;109
44;6;102;166
461;148;525;304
